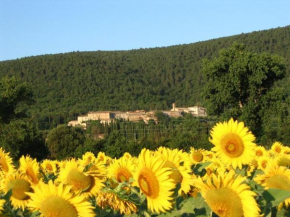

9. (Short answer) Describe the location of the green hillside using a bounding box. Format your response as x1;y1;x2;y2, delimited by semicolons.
0;25;290;129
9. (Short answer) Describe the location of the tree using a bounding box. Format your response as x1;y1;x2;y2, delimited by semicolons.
46;125;86;160
0;76;34;123
0;119;47;160
202;42;286;137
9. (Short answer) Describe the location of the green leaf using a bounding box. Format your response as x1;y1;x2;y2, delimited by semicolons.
3;189;12;201
234;167;247;176
178;194;211;216
262;188;290;207
192;162;211;177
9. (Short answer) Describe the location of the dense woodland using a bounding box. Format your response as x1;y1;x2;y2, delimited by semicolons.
1;26;290;160
1;25;290;130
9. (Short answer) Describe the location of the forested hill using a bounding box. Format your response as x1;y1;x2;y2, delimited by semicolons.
1;25;290;129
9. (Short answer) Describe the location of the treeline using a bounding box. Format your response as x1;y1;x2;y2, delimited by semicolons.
0;26;289;130
0;75;213;160
46;113;214;160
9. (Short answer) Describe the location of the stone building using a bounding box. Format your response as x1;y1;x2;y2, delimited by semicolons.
68;103;206;128
171;103;207;116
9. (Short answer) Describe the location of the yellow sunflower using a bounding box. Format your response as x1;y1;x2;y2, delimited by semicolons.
19;156;41;185
276;154;290;167
254;165;290;208
204;150;215;161
157;147;193;195
134;149;175;214
26;180;95;217
97;191;137;215
189;147;205;164
0;148;15;174
107;156;135;183
96;152;112;165
246;159;259;177
257;156;272;171
1;172;33;210
202;158;226;180
271;142;284;155
254;146;267;158
57;159;104;197
78;152;96;167
85;158;107;180
195;170;260;217
40;159;58;175
209;118;256;169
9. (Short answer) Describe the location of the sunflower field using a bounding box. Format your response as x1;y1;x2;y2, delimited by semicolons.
1;118;290;217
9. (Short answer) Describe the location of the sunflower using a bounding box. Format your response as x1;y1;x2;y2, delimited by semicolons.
1;172;33;210
271;142;284;155
0;148;15;174
19;156;41;185
257;156;272;171
40;159;58;175
77;152;107;178
202;158;226;180
157;147;193;195
26;180;95;217
254;146;267;158
195;170;260;217
246;159;259;177
97;191;137;215
254;165;290;208
209;118;256;169
204;150;215;161
189;147;205;164
107;156;135;183
134;149;175;214
276;154;290;167
78;152;96;168
96;152;112;165
57;159;104;197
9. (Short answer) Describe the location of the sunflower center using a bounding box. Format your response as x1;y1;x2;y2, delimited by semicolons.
206;168;213;176
7;179;31;200
207;153;214;159
252;159;258;168
46;164;53;172
221;133;244;158
261;160;268;169
255;150;263;157
265;175;290;190
138;168;159;199
163;161;183;184
116;168;132;182
40;196;78;217
67;169;92;192
205;188;243;217
192;152;203;162
275;147;281;153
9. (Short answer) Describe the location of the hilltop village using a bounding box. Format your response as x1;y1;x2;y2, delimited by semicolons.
68;103;207;129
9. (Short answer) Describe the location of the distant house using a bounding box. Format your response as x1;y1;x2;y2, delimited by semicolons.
68;103;206;128
87;111;114;123
170;103;207;116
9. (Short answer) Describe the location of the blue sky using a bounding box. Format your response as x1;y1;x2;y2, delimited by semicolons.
0;0;289;61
